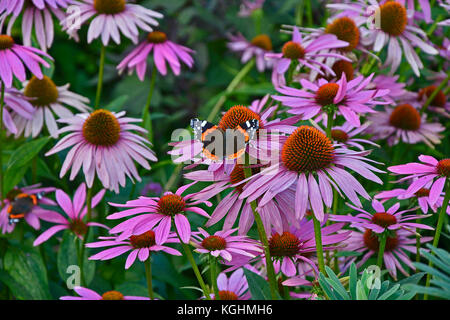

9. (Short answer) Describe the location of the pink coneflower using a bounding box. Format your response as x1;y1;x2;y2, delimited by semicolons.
313;121;379;151
342;228;432;280
107;182;211;244
60;286;150;300
45;109;157;193
0;0;73;51
265;27;350;78
239;126;384;222
273;73;390;127
33;183;107;246
0;26;51;87
184;166;297;236
191;227;262;262
267;219;350;277
227;33;273;72
86;230;181;269
238;0;265;17
0;184;56;234
367;104;444;148
117;30;194;79
328;0;438;76
370;74;416;104
0;83;34;135
331;199;433;235
63;0;163;45
417;85;449;117
10;76;90;138
169;97;298;171
388;155;450;205
376;186;450;216
212;269;251;300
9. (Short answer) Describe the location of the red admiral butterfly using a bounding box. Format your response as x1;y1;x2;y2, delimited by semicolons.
7;192;43;225
190;118;259;161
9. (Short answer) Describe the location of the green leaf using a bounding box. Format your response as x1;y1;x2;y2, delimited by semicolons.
243;268;282;300
378;284;400;300
3;244;52;299
57;231;95;287
334;251;363;257
4;137;51;193
324;266;350;300
349;263;357;299
356;280;368;300
105;95;129;112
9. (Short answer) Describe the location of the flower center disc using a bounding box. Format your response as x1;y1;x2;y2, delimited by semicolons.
282;41;306;60
101;290;124;300
269;231;300;257
229;164;260;193
94;0;125;14
147;31;167;44
217;290;238;300
380;2;407;36
371;212;397;228
389;104;421;131
157;194;186;216
24;76;59;106
251;34;272;51
415;188;430;197
363;229;398;252
418;86;446;108
331;129;349;143
282;126;334;173
130;230;156;248
218;105;262;130
325;17;360;52
82;109;121;146
332;60;354;80
201;235;227;250
0;35;14;50
69;219;88;236
315;83;339;107
437;159;450;177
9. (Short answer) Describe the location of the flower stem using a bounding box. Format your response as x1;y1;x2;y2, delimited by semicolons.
79;186;94;286
207;59;255;122
295;1;304;26
424;179;450;300
142;69;157;142
312;214;325;274
242;154;279;300
173;224;211;299
209;255;220;300
144;256;154;299
94;45;106;109
0;83;5;204
420;71;450;115
325;112;334;138
376;234;387;269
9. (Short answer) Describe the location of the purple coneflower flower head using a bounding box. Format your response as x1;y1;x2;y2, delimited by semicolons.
117;30;194;79
0;23;51;87
0;0;74;51
265;26;350;78
417;85;449;117
273;73;390;127
342;228;432;280
329;0;438;76
227;33;273;72
87;230;181;269
10;75;90;138
169;99;298;172
107;182;211;244
367;104;444;148
45;109;157;193
212;268;251;300
33;183;107;246
60;286;150;300
63;0;163;45
185;166;297;236
0;83;34;134
331;199;433;235
267;218;350;277
239;125;384;222
238;0;265;17
375;186;450;216
191;227;262;262
388;155;450;206
0;184;56;234
369;74;416;104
